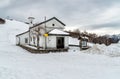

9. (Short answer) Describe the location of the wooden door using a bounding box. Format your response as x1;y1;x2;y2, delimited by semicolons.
57;37;64;49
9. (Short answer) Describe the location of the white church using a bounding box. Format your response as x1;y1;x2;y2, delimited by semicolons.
16;17;69;52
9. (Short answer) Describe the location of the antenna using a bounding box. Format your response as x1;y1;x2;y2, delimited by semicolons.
44;16;46;33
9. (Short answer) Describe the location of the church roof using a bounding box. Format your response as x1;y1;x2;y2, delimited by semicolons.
48;29;69;35
30;17;66;29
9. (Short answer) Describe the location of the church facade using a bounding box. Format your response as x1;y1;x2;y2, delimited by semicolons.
16;17;69;52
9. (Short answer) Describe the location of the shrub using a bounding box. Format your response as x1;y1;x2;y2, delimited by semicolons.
0;18;5;24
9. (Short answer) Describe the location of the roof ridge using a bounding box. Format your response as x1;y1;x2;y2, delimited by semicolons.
30;17;65;29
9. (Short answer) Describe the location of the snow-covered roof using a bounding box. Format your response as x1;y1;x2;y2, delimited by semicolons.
49;29;69;35
84;36;88;39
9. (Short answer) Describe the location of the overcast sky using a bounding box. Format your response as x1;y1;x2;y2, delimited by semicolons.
0;0;120;35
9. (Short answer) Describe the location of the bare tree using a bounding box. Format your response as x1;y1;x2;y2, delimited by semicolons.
34;28;40;49
0;18;5;24
33;27;44;50
73;28;81;34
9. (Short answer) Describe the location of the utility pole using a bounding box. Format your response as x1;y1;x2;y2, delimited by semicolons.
44;16;47;49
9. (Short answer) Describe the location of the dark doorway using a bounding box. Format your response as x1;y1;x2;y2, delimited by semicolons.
57;37;64;49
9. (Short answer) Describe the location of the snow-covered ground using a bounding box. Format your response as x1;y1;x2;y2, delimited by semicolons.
83;42;120;57
0;19;120;79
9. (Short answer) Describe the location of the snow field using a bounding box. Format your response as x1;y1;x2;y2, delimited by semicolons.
0;19;120;79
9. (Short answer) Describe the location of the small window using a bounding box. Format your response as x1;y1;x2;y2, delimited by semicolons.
82;41;87;47
52;24;55;26
30;36;32;41
33;37;36;44
25;38;28;43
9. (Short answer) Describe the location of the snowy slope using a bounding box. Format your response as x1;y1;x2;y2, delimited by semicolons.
0;19;29;44
0;19;120;79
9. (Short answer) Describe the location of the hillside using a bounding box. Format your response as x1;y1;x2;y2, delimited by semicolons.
0;19;120;79
0;19;29;44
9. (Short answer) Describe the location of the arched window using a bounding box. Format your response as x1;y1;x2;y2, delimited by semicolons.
33;36;36;44
25;38;28;43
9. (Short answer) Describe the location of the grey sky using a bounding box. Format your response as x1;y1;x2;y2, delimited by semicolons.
0;0;120;34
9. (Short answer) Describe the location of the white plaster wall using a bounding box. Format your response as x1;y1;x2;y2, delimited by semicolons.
64;36;69;48
47;36;56;48
29;35;37;46
17;32;69;49
30;19;65;33
16;36;20;45
29;25;45;47
29;18;66;47
45;19;64;32
25;18;68;49
46;35;69;49
39;36;45;48
17;32;29;45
